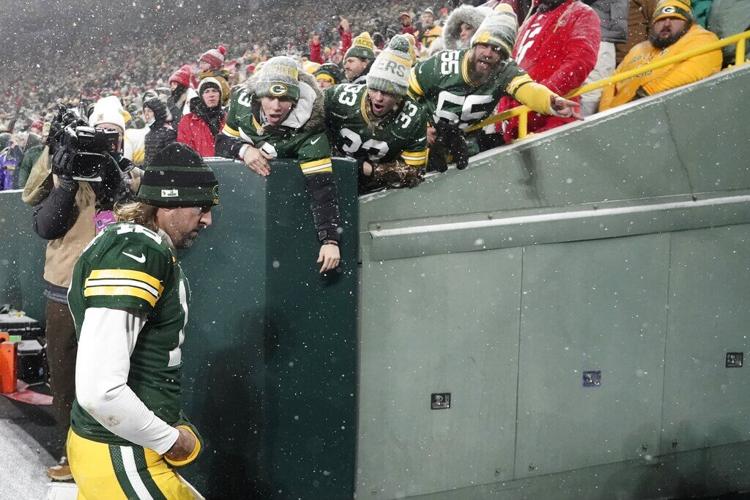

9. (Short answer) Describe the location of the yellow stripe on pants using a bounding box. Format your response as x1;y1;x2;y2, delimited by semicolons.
67;428;203;499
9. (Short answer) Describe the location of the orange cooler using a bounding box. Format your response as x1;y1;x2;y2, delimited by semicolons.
0;332;17;393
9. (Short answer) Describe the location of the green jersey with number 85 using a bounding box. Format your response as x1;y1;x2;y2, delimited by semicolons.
68;222;188;446
325;84;428;168
409;49;536;130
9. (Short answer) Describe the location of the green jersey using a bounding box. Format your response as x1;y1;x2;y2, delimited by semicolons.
68;222;188;446
409;49;533;130
222;86;333;175
218;86;341;242
324;84;428;168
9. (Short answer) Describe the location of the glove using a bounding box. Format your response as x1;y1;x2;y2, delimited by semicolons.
94;155;132;210
163;418;204;468
433;120;470;170
372;160;424;189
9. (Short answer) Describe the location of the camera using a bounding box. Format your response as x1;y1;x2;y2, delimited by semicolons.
49;106;121;181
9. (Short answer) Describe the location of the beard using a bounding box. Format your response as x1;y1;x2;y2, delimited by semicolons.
649;20;692;49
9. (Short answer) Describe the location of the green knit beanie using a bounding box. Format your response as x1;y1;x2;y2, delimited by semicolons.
136;143;219;208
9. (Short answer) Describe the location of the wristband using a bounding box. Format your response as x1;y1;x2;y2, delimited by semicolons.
322;239;339;246
163;424;202;468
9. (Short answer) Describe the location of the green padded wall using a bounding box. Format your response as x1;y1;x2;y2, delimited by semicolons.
357;65;750;499
180;157;359;500
0;157;359;500
0;189;47;321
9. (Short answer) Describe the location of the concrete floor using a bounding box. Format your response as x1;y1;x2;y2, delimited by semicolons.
0;387;72;500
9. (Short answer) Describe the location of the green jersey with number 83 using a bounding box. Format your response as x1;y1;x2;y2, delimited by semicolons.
325;84;428;168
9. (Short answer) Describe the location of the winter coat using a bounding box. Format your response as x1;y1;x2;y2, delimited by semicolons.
586;0;628;42
498;0;600;140
144;125;177;167
16;143;44;189
430;5;494;54
599;24;722;111
708;0;750;64
177;109;226;157
309;39;324;64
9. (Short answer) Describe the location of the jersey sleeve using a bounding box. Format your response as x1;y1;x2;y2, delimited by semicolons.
82;230;171;312
222;87;251;139
398;99;429;168
408;55;438;101
297;131;333;175
505;62;555;115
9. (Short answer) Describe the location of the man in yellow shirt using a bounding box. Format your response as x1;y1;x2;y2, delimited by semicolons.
599;0;722;111
419;8;444;52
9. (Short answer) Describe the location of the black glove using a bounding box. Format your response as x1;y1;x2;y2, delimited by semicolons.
93;155;132;211
434;120;470;170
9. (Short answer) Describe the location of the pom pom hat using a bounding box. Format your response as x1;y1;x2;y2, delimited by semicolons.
366;35;413;97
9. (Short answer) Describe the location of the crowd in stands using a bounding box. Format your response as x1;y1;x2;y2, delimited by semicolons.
0;0;746;192
3;0;747;486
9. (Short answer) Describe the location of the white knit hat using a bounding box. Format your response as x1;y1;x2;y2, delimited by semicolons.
89;96;127;132
470;5;518;57
366;35;412;97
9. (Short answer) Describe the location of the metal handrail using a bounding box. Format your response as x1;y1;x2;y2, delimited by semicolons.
465;30;750;136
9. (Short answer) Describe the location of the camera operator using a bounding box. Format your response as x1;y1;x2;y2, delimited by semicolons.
22;95;139;482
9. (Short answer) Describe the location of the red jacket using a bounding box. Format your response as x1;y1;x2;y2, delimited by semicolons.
309;39;324;64
498;0;600;140
338;25;353;55
176;112;226;157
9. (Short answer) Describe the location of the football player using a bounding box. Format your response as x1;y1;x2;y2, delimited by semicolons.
67;143;218;498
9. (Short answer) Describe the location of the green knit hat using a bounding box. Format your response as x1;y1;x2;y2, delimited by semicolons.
136;143;219;208
254;56;301;101
345;32;376;61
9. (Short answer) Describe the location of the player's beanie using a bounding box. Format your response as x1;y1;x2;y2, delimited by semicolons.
366;35;412;97
137;143;219;208
470;5;518;57
653;0;692;23
254;56;301;102
345;32;376;61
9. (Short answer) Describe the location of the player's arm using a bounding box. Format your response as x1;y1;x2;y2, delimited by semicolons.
408;57;435;102
399;100;429;169
298;132;342;273
506;68;581;119
215;88;254;160
75;307;180;454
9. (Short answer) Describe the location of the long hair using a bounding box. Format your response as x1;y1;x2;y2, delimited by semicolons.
114;200;158;231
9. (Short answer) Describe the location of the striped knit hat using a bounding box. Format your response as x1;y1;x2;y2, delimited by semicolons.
653;0;692;23
366;35;413;97
470;5;518;57
345;32;376;61
137;143;219;208
199;45;227;70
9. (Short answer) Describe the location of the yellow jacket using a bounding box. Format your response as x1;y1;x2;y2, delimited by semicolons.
600;24;722;111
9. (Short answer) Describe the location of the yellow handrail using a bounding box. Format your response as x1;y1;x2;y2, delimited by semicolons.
465;30;750;136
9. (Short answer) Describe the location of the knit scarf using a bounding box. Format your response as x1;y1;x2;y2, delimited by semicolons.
193;98;226;136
